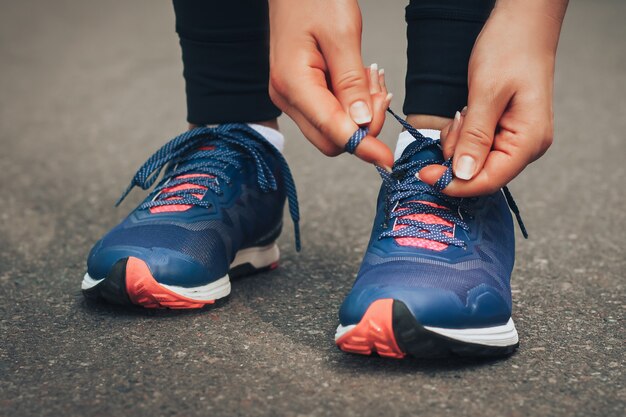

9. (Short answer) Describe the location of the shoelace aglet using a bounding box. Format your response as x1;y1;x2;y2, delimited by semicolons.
294;222;302;252
502;186;528;239
115;183;135;207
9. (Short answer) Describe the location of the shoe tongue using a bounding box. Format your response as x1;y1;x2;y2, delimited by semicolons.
393;137;455;209
395;129;441;159
400;138;444;164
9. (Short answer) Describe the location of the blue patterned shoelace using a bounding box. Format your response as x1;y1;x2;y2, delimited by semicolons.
345;109;528;247
116;123;301;251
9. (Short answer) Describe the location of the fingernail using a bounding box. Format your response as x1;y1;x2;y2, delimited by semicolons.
455;155;476;180
378;68;385;76
450;111;461;131
350;100;372;124
385;93;393;102
461;106;468;116
370;63;378;73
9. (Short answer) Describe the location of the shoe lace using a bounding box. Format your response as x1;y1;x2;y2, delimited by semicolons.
115;123;301;251
346;109;528;248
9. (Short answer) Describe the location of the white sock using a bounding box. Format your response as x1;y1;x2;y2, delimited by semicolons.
393;129;440;161
248;123;285;152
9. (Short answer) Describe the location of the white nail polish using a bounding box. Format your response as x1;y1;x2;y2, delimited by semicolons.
455;155;476;180
370;63;378;72
350;100;372;125
378;68;385;76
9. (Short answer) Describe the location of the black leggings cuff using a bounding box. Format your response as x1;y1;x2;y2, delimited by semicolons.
403;0;494;118
186;92;281;125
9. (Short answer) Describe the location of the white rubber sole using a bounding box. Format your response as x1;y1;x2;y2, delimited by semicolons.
335;318;518;348
424;318;518;347
81;242;280;301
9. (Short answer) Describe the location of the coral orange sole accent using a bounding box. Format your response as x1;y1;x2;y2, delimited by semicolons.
336;299;405;359
125;257;216;309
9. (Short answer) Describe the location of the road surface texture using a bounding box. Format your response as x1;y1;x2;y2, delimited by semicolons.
1;1;624;416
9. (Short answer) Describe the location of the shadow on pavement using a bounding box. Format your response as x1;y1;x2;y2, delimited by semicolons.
329;349;516;374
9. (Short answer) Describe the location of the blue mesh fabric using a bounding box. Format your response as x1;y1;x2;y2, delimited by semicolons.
102;223;229;270
353;259;512;308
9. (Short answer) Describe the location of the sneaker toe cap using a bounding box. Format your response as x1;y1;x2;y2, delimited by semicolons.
87;241;227;286
339;283;511;329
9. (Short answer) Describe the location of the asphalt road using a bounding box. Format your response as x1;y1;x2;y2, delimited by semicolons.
1;1;624;416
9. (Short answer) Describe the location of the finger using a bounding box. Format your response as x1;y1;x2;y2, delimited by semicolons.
270;87;343;156
354;134;394;168
453;86;511;180
318;34;373;125
367;68;391;137
417;164;448;185
441;110;463;160
272;81;393;168
419;144;531;198
378;68;387;93
440;122;452;142
368;92;392;138
369;63;381;94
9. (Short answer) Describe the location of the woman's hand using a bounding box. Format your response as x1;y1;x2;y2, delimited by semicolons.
419;0;569;197
268;0;394;168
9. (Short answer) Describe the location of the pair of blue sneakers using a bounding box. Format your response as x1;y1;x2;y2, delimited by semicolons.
83;114;524;358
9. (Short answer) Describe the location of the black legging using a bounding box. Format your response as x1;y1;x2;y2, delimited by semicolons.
173;0;495;125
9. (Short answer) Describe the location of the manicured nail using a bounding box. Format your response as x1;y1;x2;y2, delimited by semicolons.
461;106;468;116
450;111;461;132
385;93;393;102
369;64;380;94
455;155;476;180
350;100;372;124
379;68;386;89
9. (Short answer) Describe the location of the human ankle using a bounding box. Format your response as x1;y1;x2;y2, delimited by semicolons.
405;114;452;131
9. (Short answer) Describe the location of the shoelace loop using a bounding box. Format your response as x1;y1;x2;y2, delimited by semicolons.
116;123;301;251
344;127;369;154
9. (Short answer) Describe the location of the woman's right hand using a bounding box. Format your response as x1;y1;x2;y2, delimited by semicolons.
268;0;394;168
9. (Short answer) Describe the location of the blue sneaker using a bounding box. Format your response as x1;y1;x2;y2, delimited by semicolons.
82;124;299;309
335;111;526;358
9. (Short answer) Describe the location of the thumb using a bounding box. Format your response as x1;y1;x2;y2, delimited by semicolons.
453;85;511;180
318;34;372;126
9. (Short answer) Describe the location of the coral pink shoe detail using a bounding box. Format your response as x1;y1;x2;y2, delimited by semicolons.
125;257;216;309
149;173;213;214
336;299;405;359
394;201;454;251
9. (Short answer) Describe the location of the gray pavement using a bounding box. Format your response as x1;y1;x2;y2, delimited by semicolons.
1;0;624;416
